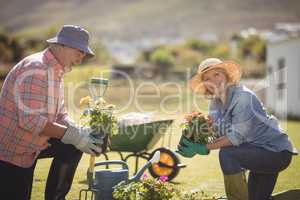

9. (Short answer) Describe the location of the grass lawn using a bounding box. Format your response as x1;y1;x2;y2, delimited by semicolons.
30;65;300;199
31;118;300;199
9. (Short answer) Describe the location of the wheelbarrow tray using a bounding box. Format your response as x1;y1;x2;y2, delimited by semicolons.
110;119;173;152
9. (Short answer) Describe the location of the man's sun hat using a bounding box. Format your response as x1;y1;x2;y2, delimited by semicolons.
189;58;242;94
47;25;95;58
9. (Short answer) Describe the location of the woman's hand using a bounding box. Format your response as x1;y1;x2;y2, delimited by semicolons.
206;136;233;150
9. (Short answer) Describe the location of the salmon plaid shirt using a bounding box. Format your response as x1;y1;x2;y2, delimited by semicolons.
0;49;71;167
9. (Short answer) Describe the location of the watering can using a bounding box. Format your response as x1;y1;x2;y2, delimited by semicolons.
90;151;160;200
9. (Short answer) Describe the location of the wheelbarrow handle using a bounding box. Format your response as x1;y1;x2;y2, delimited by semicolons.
94;160;129;170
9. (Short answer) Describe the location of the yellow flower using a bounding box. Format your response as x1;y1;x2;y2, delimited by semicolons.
80;96;93;107
95;98;106;107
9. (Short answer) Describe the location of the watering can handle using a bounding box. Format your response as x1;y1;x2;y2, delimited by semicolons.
94;160;129;170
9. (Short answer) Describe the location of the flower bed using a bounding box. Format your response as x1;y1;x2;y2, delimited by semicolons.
113;173;219;200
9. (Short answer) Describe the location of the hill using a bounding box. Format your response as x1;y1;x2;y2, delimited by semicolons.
1;0;300;61
1;0;300;39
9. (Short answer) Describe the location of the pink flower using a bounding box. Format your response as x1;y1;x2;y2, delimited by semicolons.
142;173;149;180
159;176;169;182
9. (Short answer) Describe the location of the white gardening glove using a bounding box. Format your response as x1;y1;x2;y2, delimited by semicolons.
63;116;76;127
61;125;103;156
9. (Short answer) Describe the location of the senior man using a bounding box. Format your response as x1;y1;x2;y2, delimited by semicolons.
0;25;103;200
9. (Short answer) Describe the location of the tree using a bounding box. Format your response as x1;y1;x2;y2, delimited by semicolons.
150;48;175;79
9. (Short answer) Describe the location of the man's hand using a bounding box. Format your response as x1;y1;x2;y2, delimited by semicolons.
61;125;103;156
176;137;209;158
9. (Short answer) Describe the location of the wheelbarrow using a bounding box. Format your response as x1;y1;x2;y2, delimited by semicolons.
103;119;186;181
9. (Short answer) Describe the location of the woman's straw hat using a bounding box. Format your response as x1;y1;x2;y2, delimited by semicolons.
189;58;241;94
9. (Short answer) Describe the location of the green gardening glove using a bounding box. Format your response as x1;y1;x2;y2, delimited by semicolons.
177;137;210;157
176;143;197;158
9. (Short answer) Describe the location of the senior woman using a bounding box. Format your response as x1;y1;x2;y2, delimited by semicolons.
177;58;297;200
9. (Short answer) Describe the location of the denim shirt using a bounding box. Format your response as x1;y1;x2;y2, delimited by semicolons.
209;84;297;154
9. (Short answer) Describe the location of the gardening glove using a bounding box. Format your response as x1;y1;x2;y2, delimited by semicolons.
176;144;197;158
61;125;103;156
177;137;210;156
63;115;76;127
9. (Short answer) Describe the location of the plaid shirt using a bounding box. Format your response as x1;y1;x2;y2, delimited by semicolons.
0;49;70;167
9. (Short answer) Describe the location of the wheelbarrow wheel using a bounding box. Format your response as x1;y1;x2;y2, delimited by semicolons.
148;147;180;181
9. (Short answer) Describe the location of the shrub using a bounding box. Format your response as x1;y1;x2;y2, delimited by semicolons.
239;36;266;63
186;39;212;54
176;48;202;69
164;45;202;69
210;43;230;60
149;48;175;79
0;26;112;65
0;43;13;63
0;29;26;63
150;48;175;68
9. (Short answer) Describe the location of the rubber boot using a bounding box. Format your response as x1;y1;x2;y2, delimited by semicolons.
224;172;249;200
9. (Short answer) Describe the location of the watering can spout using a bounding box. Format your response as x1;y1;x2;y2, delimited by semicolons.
129;151;160;182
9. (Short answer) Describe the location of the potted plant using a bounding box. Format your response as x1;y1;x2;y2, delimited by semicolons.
180;112;216;144
80;96;118;152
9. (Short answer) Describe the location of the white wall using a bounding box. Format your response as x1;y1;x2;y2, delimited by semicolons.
266;38;300;117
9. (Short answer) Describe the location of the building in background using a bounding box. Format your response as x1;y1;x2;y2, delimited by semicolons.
266;36;300;118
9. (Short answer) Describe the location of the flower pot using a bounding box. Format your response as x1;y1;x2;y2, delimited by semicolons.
180;134;194;144
91;131;109;153
101;133;109;153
